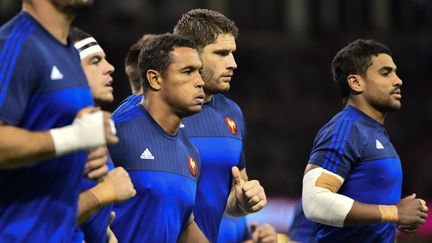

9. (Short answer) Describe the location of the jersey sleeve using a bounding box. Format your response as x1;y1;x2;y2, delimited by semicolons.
308;119;362;179
0;41;37;125
236;106;247;170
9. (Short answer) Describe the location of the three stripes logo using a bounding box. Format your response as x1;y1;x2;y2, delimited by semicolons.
50;66;63;80
0;15;35;106
140;148;154;160
375;139;384;149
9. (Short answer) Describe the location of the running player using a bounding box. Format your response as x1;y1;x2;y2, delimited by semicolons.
301;39;428;242
108;33;208;242
0;0;117;241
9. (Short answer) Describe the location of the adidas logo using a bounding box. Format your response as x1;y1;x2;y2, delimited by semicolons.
140;148;154;160
50;66;64;80
375;139;384;149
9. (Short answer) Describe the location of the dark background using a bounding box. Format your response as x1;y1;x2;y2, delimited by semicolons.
2;0;432;232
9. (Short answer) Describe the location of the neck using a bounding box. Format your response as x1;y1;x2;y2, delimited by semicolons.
22;1;74;44
347;98;386;124
140;95;181;135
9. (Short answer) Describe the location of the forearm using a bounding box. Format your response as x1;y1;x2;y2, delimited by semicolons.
178;219;209;243
303;165;398;227
78;175;122;224
345;201;392;226
77;189;103;224
0;125;55;169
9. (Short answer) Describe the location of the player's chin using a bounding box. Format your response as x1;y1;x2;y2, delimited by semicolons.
103;93;114;102
216;84;230;93
389;101;401;111
184;105;203;116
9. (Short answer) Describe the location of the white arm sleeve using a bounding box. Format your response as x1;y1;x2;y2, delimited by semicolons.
302;167;354;227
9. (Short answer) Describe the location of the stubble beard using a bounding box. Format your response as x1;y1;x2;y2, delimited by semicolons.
50;0;93;16
201;69;230;95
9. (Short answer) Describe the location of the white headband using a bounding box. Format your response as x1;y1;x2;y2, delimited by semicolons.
74;37;104;60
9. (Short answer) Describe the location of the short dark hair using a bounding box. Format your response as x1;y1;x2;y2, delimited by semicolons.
138;33;197;92
69;26;92;43
331;39;392;99
173;9;238;50
124;34;157;93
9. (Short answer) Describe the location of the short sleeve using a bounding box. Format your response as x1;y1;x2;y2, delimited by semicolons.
0;42;37;125
237;106;247;170
308;117;362;179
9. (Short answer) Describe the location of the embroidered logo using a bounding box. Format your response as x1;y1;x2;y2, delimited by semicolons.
375;139;384;149
140;148;155;160
224;117;237;135
188;156;197;176
50;66;64;80
179;123;185;128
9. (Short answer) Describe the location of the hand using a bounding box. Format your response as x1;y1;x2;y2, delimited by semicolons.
103;167;136;202
109;211;116;225
76;106;99;119
102;111;119;145
232;166;267;213
76;107;119;145
396;193;428;226
107;226;118;243
251;222;277;243
397;224;418;236
107;212;118;243
84;146;108;181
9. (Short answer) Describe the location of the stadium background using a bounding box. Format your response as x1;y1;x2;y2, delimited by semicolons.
1;0;431;241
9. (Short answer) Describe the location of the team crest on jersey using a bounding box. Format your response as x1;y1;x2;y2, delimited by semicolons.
188;156;197;176
224;117;237;135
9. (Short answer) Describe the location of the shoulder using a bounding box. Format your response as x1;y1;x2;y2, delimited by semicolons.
113;95;143;117
315;108;365;143
112;101;144;125
211;94;244;117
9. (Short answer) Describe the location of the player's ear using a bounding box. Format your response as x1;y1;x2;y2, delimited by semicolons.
146;70;161;91
347;74;364;93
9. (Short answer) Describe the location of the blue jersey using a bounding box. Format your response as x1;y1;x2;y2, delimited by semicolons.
114;94;142;118
289;199;318;243
108;102;201;242
308;105;402;243
0;12;93;242
218;215;252;243
181;94;247;242
78;160;115;243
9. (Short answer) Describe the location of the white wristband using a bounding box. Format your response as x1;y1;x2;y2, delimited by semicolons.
49;111;107;156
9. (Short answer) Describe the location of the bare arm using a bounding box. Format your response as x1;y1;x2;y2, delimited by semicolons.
77;167;136;224
226;167;267;216
178;214;209;243
0;122;55;169
78;188;103;225
303;164;428;227
0;109;118;169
